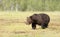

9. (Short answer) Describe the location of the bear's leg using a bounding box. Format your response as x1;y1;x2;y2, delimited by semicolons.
32;23;36;29
41;23;46;29
44;23;48;28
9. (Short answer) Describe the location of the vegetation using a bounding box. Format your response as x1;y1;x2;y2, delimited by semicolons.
0;11;60;37
0;0;60;11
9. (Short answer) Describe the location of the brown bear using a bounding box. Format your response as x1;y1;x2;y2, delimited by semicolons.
26;13;50;29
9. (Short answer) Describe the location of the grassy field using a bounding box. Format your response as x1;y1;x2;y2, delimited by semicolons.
0;11;60;37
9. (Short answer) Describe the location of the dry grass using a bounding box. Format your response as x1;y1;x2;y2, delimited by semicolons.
0;11;60;37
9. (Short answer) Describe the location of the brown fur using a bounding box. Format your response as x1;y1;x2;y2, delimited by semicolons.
26;13;50;29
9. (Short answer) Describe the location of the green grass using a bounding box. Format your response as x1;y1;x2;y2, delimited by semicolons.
0;11;60;37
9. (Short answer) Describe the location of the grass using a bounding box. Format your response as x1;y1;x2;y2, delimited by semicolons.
0;11;60;37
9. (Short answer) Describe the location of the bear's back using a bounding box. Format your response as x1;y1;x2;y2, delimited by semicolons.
30;13;50;24
39;13;50;22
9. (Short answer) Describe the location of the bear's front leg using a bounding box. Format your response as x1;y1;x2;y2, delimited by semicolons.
32;23;36;29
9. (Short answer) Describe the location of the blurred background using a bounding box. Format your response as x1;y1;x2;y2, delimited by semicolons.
0;0;60;11
0;0;60;37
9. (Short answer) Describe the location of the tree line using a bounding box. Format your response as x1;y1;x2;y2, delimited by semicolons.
0;0;60;11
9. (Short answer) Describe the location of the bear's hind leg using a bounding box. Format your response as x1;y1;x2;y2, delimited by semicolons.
44;23;48;28
41;23;46;29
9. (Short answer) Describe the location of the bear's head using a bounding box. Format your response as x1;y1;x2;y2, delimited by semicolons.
25;16;32;25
